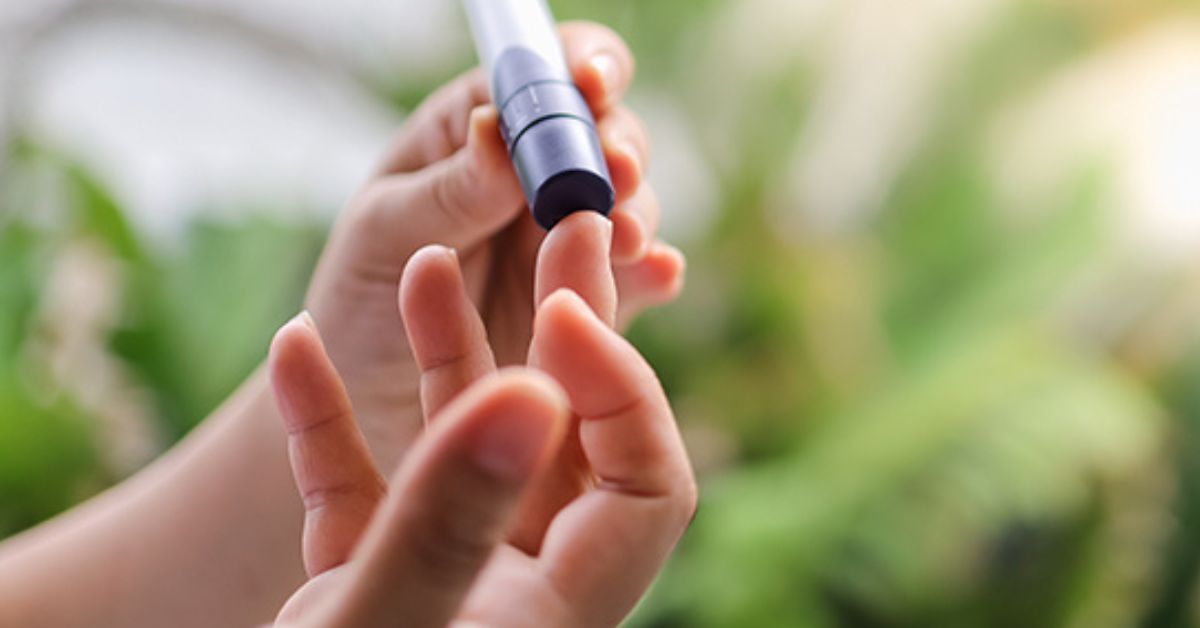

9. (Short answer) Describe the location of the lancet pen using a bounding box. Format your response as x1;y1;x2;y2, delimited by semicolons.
462;0;616;229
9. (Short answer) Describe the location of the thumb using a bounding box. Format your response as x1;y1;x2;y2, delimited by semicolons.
366;106;526;256
320;369;567;628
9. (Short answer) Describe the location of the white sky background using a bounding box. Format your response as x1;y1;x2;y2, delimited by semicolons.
3;0;1198;258
0;0;717;245
989;20;1200;268
716;0;1200;269
0;0;469;240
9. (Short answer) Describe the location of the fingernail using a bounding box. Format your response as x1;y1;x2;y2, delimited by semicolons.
297;310;316;330
474;410;555;482
465;105;491;142
590;53;619;94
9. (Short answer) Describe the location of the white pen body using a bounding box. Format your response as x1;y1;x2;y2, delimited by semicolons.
463;0;569;93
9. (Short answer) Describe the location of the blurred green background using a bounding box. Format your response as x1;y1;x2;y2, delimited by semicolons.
5;0;1200;625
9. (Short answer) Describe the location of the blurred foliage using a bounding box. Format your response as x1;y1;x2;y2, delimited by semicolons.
0;141;325;526
3;0;1200;626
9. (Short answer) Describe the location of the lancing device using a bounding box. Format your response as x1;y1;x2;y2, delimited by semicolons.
462;0;615;230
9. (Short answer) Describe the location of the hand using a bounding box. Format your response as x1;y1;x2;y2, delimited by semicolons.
304;22;684;474
267;261;696;627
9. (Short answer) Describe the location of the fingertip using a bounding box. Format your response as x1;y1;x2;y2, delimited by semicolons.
400;245;460;309
490;368;571;425
560;211;615;260
536;211;617;325
466;369;569;481
597;106;650;202
466;105;499;143
610;208;649;265
604;142;642;202
563;208;614;239
536;288;602;338
403;244;459;278
540;210;614;275
268;311;351;435
654;243;687;292
465;105;509;167
540;286;588;314
573;55;614;112
398;245;495;400
299;310;317;331
269;312;320;375
588;53;621;99
639;243;688;302
560;21;635;112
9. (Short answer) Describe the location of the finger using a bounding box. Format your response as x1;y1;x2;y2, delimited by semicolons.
400;245;497;420
561;21;636;116
268;313;386;577
533;290;689;500
510;211;618;552
376;21;635;177
533;211;617;328
274;565;347;625
506;212;618;552
328;370;568;628
359;106;526;257
597;105;650;203
532;290;697;625
375;69;490;175
615;242;686;329
610;183;661;264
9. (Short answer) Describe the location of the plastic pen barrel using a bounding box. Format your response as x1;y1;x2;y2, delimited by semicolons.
462;0;615;230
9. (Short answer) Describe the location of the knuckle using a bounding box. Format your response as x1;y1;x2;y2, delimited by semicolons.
301;480;370;513
430;153;488;228
349;180;395;231
431;165;471;227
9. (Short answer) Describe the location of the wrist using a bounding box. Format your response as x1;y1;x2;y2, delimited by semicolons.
0;366;305;627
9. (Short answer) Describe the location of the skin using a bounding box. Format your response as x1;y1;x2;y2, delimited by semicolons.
306;22;681;478
0;21;690;628
268;239;695;627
